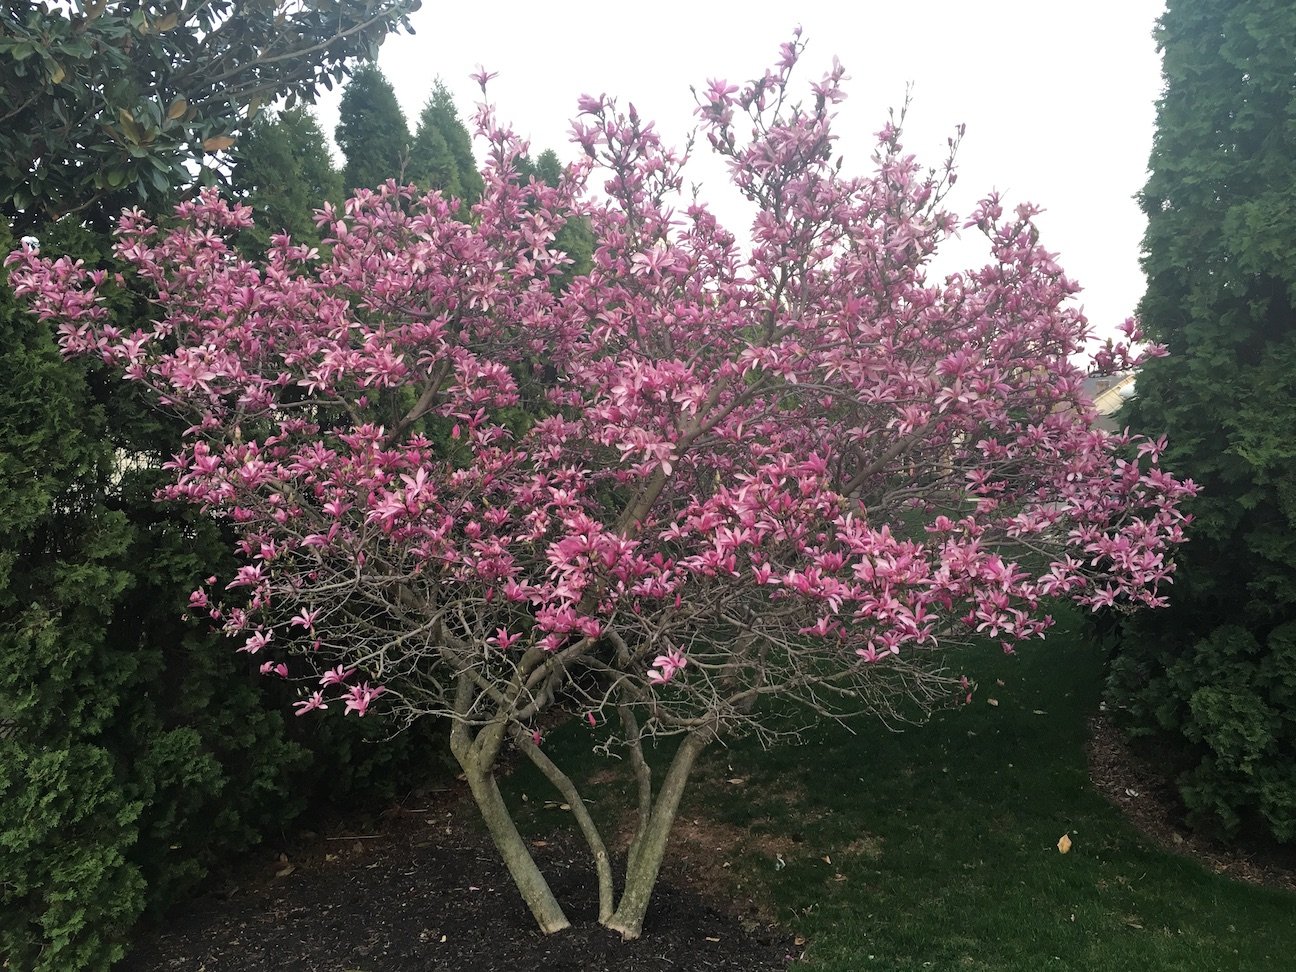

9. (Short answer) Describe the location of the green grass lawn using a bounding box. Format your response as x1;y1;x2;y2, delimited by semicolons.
504;607;1296;971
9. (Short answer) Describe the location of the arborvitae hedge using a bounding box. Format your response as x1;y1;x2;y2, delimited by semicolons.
1106;0;1296;844
0;218;450;970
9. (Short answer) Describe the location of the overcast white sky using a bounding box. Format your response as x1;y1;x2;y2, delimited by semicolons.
313;0;1166;342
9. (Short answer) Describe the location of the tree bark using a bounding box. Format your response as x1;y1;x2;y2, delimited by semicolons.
604;730;711;940
619;706;654;875
459;756;571;934
513;727;615;923
449;676;570;935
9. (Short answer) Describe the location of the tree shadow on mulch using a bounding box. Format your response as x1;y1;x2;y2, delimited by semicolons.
123;791;798;972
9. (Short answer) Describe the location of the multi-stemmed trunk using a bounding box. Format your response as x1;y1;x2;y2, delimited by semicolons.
452;715;712;940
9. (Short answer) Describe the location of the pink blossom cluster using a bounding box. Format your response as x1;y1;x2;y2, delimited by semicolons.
7;38;1194;735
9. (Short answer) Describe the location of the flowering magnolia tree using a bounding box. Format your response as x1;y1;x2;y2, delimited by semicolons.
10;38;1193;939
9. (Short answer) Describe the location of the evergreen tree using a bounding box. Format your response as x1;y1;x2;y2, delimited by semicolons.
1;204;449;972
0;218;310;971
1;21;444;972
514;149;595;288
336;65;411;192
1107;0;1296;843
515;148;564;189
409;81;484;206
231;107;343;250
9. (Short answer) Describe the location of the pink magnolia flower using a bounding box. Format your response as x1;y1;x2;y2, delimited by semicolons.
856;644;883;664
289;608;319;630
487;628;523;650
343;682;386;717
647;649;689;685
293;692;328;716
240;629;272;654
319;665;355;687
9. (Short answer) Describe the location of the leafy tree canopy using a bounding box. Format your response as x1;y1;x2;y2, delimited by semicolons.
0;0;418;231
0;6;432;968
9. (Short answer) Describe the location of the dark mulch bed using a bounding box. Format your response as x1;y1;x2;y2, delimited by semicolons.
1087;713;1296;893
123;793;797;972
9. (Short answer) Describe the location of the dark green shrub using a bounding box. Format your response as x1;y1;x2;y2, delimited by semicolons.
0;218;450;968
1109;623;1296;840
1105;0;1296;845
0;743;145;972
